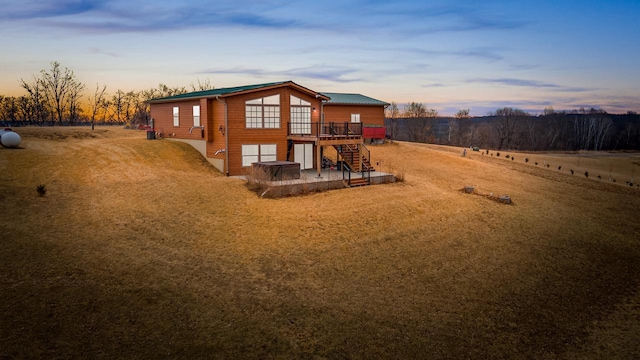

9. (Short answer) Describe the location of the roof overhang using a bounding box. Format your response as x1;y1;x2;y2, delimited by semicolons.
147;81;331;104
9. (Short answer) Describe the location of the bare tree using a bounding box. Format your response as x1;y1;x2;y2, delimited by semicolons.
385;102;400;140
492;107;528;150
122;91;138;126
67;78;85;125
402;102;439;143
404;102;426;118
109;89;135;124
88;83;107;130
190;78;214;92
404;102;428;142
591;113;613;150
38;61;84;124
20;76;49;125
0;96;18;126
449;108;469;144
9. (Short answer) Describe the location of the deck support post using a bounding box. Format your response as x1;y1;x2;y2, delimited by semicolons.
316;144;322;177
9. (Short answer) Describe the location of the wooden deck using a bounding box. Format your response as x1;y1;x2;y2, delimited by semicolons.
287;134;363;145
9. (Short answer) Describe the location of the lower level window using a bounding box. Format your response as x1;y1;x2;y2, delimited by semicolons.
242;144;277;167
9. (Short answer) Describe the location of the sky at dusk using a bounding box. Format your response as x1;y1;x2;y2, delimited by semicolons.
1;0;639;116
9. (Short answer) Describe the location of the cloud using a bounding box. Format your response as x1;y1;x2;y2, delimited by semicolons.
435;99;563;116
0;0;103;19
421;83;447;88
467;78;593;92
199;66;362;83
87;47;119;58
350;1;527;35
1;0;525;37
1;0;302;33
410;47;504;62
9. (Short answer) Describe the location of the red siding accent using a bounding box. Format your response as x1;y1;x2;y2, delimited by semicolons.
363;126;386;139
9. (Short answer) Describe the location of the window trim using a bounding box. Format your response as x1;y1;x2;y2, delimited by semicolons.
193;105;200;127
290;95;312;135
173;106;180;127
245;95;281;129
350;113;361;123
241;143;277;167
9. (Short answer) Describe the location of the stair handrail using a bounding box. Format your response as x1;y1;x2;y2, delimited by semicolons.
360;143;370;168
341;145;355;168
359;143;371;185
342;161;351;185
363;165;371;184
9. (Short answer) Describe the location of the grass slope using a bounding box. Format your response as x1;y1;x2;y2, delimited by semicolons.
1;127;639;359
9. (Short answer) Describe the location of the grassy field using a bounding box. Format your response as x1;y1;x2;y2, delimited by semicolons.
1;127;639;359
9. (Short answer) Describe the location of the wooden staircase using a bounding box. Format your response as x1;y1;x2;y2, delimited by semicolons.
334;144;375;172
347;177;370;187
334;144;374;187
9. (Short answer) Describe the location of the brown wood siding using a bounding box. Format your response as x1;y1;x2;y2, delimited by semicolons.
150;100;207;140
207;99;227;165
323;104;385;127
225;88;322;176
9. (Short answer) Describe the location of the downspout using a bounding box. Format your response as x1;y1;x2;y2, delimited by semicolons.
214;95;229;176
320;99;326;130
319;98;327;178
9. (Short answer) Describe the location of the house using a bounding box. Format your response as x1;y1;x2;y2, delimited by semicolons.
148;81;389;180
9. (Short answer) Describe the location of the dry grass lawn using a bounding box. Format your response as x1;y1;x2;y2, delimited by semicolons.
1;127;639;359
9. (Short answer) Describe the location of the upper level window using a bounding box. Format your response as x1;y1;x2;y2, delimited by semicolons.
173;107;179;126
246;95;280;129
290;95;311;134
290;95;311;107
193;105;200;127
351;113;361;123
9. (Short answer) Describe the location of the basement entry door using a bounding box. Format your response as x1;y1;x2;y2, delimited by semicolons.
294;143;313;170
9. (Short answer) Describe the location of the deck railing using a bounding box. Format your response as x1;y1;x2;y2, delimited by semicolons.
288;122;362;137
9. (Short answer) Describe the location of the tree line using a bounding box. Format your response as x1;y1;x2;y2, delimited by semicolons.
386;102;640;151
0;61;212;128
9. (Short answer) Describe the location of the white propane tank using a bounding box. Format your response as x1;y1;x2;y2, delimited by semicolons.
0;129;21;148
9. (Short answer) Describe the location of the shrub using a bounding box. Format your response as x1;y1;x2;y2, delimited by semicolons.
525;158;529;163
558;166;562;170
584;171;589;178
535;162;538;166
496;152;500;157
36;184;46;197
570;169;574;175
245;166;273;196
386;161;405;183
505;154;510;159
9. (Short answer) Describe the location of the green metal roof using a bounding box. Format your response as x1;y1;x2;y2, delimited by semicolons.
321;92;389;106
148;81;291;102
148;81;386;106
